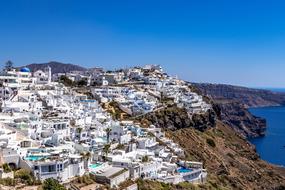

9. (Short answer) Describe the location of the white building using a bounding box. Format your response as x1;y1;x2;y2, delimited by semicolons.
33;66;52;84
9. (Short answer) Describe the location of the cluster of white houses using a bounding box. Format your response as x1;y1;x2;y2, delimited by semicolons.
0;65;209;188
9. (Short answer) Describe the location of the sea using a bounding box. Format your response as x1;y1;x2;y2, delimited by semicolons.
249;88;285;167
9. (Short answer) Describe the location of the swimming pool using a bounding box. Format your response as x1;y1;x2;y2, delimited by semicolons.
25;155;45;161
89;163;102;169
28;148;46;153
178;167;193;173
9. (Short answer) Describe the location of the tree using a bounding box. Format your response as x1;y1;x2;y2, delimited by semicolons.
42;178;66;190
76;127;84;142
4;60;13;71
81;151;92;169
160;91;164;103
103;144;111;161
77;79;87;86
59;75;73;86
84;151;91;160
77;127;83;134
142;155;149;163
105;128;112;143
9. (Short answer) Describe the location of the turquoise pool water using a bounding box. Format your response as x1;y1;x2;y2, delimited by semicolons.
178;167;193;173
89;163;102;169
25;155;45;161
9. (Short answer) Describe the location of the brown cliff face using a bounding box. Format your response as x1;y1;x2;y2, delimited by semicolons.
192;83;285;108
169;122;285;190
214;100;266;138
141;106;285;190
191;83;285;138
138;106;216;132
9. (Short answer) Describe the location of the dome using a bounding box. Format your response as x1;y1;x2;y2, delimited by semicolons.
20;67;31;72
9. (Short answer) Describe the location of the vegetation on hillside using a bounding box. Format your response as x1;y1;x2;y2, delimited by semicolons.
59;75;89;87
141;105;285;189
168;123;285;189
42;178;66;190
14;169;41;185
1;163;12;173
22;61;86;74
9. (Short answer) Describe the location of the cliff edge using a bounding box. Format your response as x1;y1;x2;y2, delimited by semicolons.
191;83;285;138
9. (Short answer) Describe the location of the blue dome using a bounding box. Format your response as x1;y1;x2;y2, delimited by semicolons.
20;67;31;72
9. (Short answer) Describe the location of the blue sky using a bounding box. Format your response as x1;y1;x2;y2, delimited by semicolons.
1;0;285;87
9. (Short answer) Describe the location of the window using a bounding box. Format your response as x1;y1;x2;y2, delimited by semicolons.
41;165;56;173
57;164;63;171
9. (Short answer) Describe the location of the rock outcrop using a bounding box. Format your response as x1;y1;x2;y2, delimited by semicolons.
191;83;285;138
192;83;285;108
139;106;216;132
142;106;285;189
214;100;266;138
169;122;285;190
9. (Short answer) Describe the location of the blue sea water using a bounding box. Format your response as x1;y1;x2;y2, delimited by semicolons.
249;106;285;167
266;88;285;93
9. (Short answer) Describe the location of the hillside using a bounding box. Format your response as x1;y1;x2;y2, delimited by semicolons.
213;100;266;138
138;106;217;132
191;83;285;138
141;105;285;190
192;83;285;108
22;61;87;74
169;122;285;190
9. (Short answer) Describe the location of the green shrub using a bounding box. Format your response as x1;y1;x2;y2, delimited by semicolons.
141;155;149;162
0;177;15;186
227;152;234;159
15;168;35;185
43;178;66;190
15;169;31;180
116;143;125;150
206;138;216;147
77;174;94;185
77;79;88;86
59;75;74;86
2;163;12;173
175;182;196;190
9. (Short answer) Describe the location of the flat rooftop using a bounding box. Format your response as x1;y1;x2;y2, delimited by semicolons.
95;166;126;179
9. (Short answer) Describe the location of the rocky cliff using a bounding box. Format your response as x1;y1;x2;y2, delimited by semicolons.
169;122;285;190
192;83;285;108
191;83;285;138
141;106;285;190
138;106;216;132
213;100;266;138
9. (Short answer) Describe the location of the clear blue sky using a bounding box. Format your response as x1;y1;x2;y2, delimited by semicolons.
1;0;285;88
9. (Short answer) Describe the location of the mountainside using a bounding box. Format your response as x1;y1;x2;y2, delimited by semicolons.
214;100;266;138
142;106;285;190
138;106;217;132
191;83;285;138
22;61;87;74
169;123;285;190
192;83;285;108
